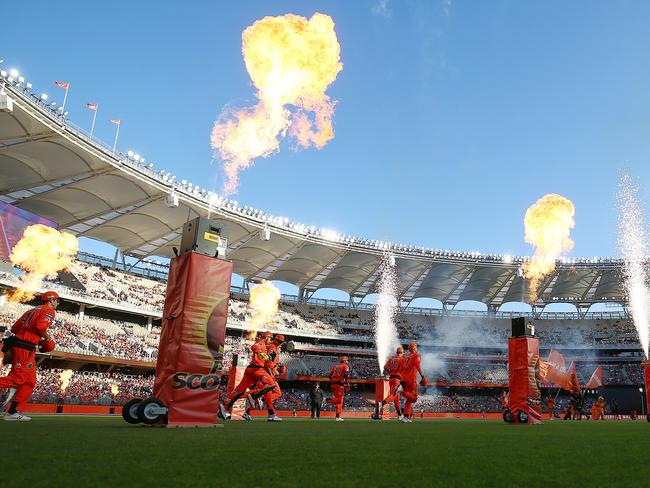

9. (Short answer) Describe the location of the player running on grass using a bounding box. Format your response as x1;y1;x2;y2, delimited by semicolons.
400;343;428;423
219;331;276;421
373;346;405;420
0;291;59;421
326;356;350;421
243;333;286;422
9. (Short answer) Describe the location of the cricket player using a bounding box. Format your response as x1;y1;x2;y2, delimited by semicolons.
0;291;59;421
400;343;427;423
374;346;404;420
326;356;350;421
245;333;285;422
219;331;276;420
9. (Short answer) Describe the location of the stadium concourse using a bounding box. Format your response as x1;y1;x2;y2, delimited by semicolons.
0;254;646;417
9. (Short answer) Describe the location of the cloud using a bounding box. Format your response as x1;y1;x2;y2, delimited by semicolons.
372;0;392;19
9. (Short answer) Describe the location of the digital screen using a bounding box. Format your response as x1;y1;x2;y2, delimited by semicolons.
0;201;57;261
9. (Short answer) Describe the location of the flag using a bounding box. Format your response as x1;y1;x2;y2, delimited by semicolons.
547;348;566;372
86;103;97;111
566;362;581;394
541;360;571;389
584;366;604;389
55;81;69;89
110;119;121;125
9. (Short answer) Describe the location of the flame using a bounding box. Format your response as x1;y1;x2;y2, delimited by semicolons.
522;194;575;303
111;384;120;396
211;12;343;195
59;369;74;394
7;224;78;302
247;280;281;339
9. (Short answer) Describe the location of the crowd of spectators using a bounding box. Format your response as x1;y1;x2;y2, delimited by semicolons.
0;365;153;406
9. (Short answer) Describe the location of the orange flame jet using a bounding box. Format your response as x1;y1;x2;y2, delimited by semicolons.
211;13;343;195
8;224;78;302
522;194;575;304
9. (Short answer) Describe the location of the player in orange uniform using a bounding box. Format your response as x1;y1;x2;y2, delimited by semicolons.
0;291;59;421
374;346;404;420
245;334;286;422
219;331;276;420
400;343;427;423
326;356;350;421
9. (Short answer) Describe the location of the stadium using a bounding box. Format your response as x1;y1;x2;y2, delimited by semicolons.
3;5;650;488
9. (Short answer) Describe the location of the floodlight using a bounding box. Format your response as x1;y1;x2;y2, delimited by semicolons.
9;69;18;78
26;82;32;89
40;93;48;100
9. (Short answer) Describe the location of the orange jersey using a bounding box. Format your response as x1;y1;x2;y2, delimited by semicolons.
11;305;55;344
401;352;421;381
329;363;350;383
264;342;282;373
249;340;268;367
384;355;403;377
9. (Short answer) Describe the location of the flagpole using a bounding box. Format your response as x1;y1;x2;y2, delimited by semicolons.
90;105;98;138
62;84;69;112
112;122;120;155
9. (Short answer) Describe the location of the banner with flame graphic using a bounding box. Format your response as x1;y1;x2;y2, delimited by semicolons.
507;337;542;424
153;252;232;426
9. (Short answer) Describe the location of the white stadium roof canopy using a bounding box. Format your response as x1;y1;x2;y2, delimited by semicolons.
0;74;625;307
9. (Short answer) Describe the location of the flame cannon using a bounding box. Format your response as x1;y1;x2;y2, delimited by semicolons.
122;218;232;426
503;318;542;424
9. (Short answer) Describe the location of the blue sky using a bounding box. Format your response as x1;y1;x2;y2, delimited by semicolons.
4;0;650;267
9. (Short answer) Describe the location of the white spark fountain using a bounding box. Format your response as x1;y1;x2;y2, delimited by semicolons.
617;173;650;358
374;255;401;370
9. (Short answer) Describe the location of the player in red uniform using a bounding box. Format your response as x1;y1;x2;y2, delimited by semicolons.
219;331;276;420
400;343;427;423
326;356;350;421
244;334;286;422
0;291;59;421
374;346;404;420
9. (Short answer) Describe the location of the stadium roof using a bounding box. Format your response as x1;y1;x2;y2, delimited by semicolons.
0;74;625;307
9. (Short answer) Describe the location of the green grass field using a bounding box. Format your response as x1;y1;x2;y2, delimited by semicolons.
3;416;650;487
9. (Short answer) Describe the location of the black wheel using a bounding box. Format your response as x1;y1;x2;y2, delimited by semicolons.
122;398;143;424
136;397;167;425
503;409;513;423
517;410;529;424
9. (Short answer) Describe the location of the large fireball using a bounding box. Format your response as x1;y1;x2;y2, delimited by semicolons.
8;224;78;302
522;194;575;303
211;12;343;195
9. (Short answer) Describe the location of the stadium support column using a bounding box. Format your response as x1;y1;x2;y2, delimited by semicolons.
153;251;232;426
505;318;542;424
642;360;650;422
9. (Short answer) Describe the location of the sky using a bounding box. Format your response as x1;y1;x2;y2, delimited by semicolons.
3;0;650;288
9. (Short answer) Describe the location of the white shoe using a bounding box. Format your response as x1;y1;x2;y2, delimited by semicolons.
217;403;231;421
245;394;257;411
404;417;413;423
267;415;283;422
335;417;344;422
4;412;31;422
242;412;254;422
397;415;404;421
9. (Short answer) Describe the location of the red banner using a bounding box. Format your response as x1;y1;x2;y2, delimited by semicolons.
507;337;542;424
153;252;232;426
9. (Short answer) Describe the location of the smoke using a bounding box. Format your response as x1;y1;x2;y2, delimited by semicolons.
417;316;502;383
211;13;343;195
373;256;401;370
617;173;650;358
